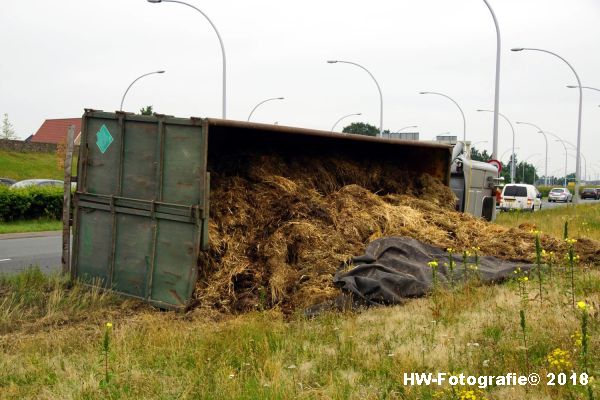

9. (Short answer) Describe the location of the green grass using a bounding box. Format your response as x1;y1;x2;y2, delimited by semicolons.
0;150;64;181
496;202;600;241
0;218;61;234
2;262;600;399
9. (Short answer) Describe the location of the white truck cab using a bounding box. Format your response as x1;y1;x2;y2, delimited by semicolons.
449;142;502;221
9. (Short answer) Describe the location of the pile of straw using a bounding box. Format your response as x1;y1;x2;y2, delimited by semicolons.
195;153;598;313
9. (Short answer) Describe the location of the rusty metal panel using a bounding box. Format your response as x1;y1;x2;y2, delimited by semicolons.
72;111;207;310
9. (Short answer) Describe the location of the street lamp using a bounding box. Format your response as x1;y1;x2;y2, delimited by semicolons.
511;47;583;203
148;0;227;119
331;112;362;132
515;121;549;186
420;92;466;142
566;85;600;93
521;153;541;183
247;97;284;121
327;60;383;136
119;70;165;111
546;132;569;188
561;140;588;184
482;0;501;160
477;109;515;183
499;147;520;162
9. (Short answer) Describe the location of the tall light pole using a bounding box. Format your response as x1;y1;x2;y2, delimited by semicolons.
477;109;515;183
567;85;600;93
515;121;549;186
562;140;588;184
511;47;583;203
482;0;501;160
327;60;383;136
500;146;520;161
247;97;284;121
119;70;165;111
147;0;227;119
521;153;541;183
420;92;466;142
546;132;569;188
331;112;362;132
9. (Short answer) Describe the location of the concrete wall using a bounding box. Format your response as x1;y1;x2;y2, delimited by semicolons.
0;139;57;153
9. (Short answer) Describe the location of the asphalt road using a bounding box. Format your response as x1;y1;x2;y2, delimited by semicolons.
542;198;600;210
0;232;61;274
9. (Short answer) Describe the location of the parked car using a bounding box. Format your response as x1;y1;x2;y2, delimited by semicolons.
9;179;64;189
548;187;573;203
499;184;542;212
0;178;16;187
581;188;599;200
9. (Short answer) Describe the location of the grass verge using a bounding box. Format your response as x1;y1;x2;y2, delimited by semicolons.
0;218;61;234
0;150;64;181
496;202;600;241
1;260;599;399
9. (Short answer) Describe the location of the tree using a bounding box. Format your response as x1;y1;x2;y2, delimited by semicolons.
1;113;17;140
342;122;378;137
470;146;491;162
139;106;154;115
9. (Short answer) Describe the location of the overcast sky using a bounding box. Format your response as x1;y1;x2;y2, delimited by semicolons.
1;0;599;178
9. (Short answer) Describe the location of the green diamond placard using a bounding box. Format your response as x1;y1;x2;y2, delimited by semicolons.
96;124;114;154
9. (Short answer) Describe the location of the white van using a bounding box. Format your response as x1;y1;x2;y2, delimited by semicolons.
499;184;542;212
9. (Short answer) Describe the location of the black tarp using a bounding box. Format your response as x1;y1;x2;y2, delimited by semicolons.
332;236;533;306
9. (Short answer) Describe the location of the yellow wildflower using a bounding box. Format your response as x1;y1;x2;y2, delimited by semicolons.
547;348;572;371
428;260;438;268
106;322;113;328
577;301;587;311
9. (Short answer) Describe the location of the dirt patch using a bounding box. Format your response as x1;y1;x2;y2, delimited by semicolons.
195;153;600;313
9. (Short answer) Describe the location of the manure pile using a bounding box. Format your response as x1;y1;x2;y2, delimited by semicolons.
195;153;599;313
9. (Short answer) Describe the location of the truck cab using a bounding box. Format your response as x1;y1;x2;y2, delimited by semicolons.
449;142;502;221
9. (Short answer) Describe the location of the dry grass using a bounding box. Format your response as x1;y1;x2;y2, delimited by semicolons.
2;264;600;399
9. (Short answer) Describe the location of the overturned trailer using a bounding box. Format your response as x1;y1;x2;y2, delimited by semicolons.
70;110;452;310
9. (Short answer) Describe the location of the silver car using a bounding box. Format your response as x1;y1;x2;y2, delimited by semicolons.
9;179;64;189
548;187;573;203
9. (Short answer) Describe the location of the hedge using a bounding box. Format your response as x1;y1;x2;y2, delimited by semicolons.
0;186;63;222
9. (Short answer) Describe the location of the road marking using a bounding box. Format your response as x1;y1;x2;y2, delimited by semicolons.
0;258;11;262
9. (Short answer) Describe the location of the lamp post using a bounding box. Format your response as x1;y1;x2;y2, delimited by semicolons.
515;121;549;186
420;92;466;141
521;153;541;183
119;70;165;111
547;133;569;188
562;141;588;184
327;60;383;136
500;146;520;162
331;112;362;132
247;97;284;121
567;85;600;93
147;0;227;119
511;47;583;203
477;109;515;183
482;0;501;160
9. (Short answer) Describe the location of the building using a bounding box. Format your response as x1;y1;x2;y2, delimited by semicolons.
30;118;81;144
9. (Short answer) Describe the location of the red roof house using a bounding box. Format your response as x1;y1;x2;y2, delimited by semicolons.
30;118;82;144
